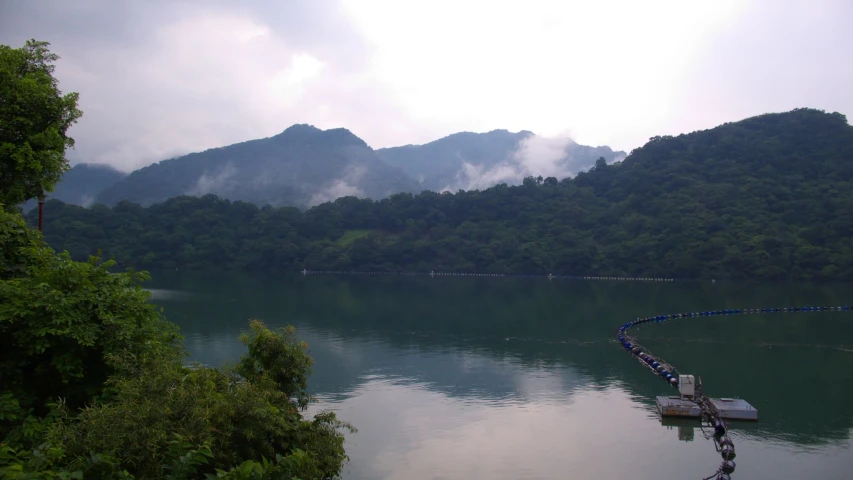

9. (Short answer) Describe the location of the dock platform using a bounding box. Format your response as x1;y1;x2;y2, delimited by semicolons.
656;396;758;421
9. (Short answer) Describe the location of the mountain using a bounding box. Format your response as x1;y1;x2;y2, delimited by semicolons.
33;108;853;280
22;163;126;211
94;125;421;208
376;129;626;191
49;127;625;210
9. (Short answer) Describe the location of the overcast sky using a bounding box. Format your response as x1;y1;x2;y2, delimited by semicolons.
1;0;851;172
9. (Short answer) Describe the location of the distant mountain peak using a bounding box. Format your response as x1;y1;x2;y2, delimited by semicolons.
274;124;368;149
278;124;321;135
92;123;413;208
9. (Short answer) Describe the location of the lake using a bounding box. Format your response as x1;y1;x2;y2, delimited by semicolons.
146;273;853;480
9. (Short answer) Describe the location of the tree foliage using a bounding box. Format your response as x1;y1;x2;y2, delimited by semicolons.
34;108;853;280
0;209;182;420
0;40;82;208
48;324;351;479
0;208;352;479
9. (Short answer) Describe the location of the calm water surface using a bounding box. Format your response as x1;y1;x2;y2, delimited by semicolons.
146;274;853;479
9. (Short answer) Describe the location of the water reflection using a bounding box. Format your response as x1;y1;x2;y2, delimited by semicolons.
147;274;853;479
308;378;853;480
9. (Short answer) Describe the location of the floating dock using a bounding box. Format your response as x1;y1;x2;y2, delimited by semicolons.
656;396;758;421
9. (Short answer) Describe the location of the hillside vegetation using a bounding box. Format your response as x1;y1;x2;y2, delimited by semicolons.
94;125;420;208
39;128;624;210
33;108;853;280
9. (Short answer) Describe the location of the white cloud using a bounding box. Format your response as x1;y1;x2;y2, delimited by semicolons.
188;163;238;196
341;0;748;147
309;179;364;206
442;134;592;191
308;165;366;206
79;194;95;208
0;1;413;171
268;53;326;106
1;0;852;174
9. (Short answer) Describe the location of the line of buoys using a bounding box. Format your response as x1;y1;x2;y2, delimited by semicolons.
616;304;851;479
618;306;852;385
300;268;677;282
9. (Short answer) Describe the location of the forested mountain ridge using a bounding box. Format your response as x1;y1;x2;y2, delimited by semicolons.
376;129;531;190
93;124;421;208
376;129;625;191
31;108;853;280
45;127;624;209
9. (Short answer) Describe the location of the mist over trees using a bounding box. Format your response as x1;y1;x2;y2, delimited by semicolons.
33;108;853;281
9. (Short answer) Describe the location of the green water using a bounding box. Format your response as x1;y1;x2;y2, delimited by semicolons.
147;273;853;479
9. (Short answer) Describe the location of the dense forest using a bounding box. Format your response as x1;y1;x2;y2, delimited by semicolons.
31;108;853;280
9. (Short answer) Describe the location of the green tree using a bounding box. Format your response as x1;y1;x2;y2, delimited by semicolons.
0;40;82;209
0;208;182;438
1;208;353;478
47;321;352;479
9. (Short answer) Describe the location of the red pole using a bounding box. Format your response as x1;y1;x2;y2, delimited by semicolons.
38;193;45;232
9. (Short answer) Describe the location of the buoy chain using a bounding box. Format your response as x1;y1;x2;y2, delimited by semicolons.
300;269;677;281
615;304;852;479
